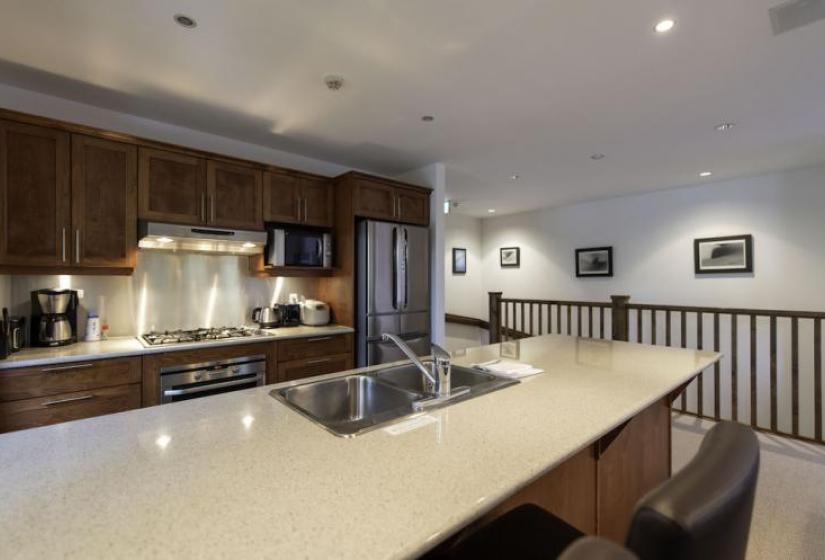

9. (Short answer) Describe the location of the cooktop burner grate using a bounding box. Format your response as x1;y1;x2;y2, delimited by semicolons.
140;327;261;346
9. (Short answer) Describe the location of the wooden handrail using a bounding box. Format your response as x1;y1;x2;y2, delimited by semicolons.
445;313;489;329
627;302;825;320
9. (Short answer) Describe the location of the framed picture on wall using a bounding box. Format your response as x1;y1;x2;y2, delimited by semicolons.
452;248;467;274
694;234;753;274
575;247;613;277
500;247;520;268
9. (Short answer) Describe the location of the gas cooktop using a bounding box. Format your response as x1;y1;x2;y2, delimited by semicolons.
139;327;265;347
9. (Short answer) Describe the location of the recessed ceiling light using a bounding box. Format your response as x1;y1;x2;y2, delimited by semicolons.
173;14;197;29
714;122;735;132
590;153;606;160
487;209;496;214
510;174;519;181
699;171;712;177
654;19;676;33
323;74;344;91
421;115;435;122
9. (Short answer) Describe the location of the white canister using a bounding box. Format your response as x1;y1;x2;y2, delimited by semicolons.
85;312;101;342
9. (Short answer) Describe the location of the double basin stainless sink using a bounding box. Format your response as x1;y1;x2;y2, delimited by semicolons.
271;361;519;437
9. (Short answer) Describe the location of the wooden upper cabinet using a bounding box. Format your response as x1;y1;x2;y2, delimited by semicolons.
206;161;263;230
396;187;430;226
263;170;301;224
263;171;333;228
352;177;398;221
300;176;333;227
0;120;70;266
71;135;137;268
138;148;206;225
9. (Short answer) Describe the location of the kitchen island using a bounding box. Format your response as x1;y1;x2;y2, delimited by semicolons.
0;335;718;559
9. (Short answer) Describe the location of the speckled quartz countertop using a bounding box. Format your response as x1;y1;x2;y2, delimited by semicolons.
0;324;354;370
0;335;718;559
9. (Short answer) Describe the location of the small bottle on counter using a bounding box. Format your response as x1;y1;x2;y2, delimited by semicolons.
85;312;101;342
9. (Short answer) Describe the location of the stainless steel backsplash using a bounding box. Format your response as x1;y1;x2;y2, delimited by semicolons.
2;252;318;337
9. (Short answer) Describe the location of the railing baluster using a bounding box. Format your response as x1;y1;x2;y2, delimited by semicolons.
599;307;605;339
731;314;738;422
665;310;671;346
750;314;757;428
529;303;534;336
714;313;720;421
567;305;572;335
770;316;777;432
651;310;657;345
556;304;561;334
636;309;642;343
588;305;593;338
503;301;509;341
815;318;822;442
791;317;799;437
697;311;704;418
577;305;582;337
538;304;543;336
681;311;687;412
520;302;526;336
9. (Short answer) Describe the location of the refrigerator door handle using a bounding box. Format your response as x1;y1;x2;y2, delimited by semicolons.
403;227;410;310
391;226;399;310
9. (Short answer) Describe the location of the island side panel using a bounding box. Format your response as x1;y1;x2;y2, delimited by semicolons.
488;445;597;534
596;397;671;542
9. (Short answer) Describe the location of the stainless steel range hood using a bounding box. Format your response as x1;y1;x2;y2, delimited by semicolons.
138;222;267;255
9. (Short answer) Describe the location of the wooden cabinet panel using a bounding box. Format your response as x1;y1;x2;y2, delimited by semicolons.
0;357;141;403
278;352;353;382
0;383;141;433
71;135;137;267
397;187;430;226
138;148;206;225
300;176;333;227
263;170;302;224
353;178;397;221
207;161;263;230
0;120;70;266
277;334;352;362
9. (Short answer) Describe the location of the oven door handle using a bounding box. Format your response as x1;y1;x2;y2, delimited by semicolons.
162;375;261;397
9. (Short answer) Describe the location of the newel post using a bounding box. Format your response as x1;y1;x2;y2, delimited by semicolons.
489;292;503;343
611;295;631;342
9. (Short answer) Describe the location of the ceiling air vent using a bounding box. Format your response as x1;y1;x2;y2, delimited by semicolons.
769;0;825;35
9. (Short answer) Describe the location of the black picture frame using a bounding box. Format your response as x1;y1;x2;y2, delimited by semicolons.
575;246;613;278
452;248;467;274
694;234;753;274
500;247;520;268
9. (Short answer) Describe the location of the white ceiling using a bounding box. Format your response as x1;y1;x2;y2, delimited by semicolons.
1;0;824;216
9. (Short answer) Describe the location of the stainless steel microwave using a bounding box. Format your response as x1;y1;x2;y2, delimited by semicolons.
265;228;333;269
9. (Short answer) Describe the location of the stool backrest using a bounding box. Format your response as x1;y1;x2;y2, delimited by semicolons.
625;421;760;560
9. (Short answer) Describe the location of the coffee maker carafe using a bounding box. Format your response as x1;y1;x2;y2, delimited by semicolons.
30;289;78;347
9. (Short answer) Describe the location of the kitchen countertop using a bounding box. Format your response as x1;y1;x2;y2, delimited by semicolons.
0;335;718;559
0;324;354;370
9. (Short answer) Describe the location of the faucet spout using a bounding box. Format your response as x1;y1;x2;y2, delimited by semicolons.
381;333;438;387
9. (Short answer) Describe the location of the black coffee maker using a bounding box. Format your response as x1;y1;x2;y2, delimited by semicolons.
30;289;78;347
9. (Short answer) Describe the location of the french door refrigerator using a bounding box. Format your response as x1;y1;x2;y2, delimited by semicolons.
356;220;430;367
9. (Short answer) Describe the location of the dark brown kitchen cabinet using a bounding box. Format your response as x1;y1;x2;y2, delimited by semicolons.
207;160;263;230
138;147;206;225
349;173;430;226
263;170;333;228
71;135;137;268
0;120;70;267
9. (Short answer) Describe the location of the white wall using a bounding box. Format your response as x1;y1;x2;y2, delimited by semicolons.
444;213;485;319
482;165;825;311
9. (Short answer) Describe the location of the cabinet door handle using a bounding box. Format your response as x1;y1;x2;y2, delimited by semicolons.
75;229;81;264
305;357;332;365
61;228;67;262
306;336;333;342
42;394;95;407
41;362;95;373
201;193;206;222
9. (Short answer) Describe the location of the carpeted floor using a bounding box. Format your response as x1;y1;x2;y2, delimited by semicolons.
671;414;825;560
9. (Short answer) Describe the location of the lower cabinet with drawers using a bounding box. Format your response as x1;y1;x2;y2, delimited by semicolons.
0;332;354;433
0;357;142;433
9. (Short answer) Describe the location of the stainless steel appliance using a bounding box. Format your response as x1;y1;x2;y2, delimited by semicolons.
30;289;78;347
265;227;332;269
8;317;25;352
356;220;430;367
252;305;281;328
138;221;267;255
300;300;330;326
280;304;301;327
159;354;266;403
139;326;262;348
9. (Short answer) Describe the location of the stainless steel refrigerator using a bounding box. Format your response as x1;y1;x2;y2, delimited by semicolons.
356;220;430;367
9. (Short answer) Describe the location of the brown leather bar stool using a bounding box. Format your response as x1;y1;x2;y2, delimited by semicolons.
433;421;760;560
